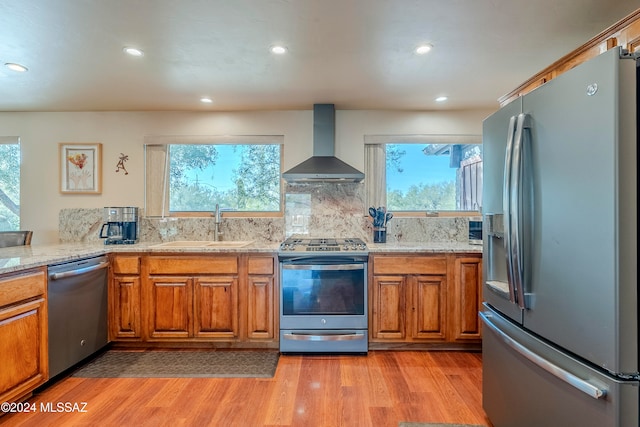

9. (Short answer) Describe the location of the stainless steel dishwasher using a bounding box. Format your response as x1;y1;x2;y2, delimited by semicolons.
48;255;109;378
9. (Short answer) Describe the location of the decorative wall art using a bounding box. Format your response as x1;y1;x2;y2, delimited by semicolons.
59;143;102;194
115;153;129;175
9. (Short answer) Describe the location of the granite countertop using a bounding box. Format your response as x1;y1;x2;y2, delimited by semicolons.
368;241;482;253
0;240;481;275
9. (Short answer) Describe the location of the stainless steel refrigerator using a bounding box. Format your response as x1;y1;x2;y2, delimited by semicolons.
481;46;638;427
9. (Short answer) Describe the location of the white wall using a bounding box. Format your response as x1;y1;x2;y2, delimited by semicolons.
0;108;495;244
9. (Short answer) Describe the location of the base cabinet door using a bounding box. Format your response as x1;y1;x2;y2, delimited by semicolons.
109;276;141;340
0;299;47;403
147;277;192;339
0;268;48;404
194;276;238;338
247;275;274;339
371;275;406;339
245;256;276;341
409;275;447;340
450;255;482;341
109;255;142;341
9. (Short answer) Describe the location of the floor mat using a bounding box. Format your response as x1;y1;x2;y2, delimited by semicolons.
72;350;280;378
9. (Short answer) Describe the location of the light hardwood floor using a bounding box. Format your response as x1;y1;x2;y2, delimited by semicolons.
2;351;491;427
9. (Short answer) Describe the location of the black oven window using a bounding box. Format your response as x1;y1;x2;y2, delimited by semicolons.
282;269;365;316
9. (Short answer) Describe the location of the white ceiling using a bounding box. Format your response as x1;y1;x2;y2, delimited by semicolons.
0;0;637;112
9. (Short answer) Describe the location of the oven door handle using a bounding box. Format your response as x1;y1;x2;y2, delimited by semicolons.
283;332;366;341
282;263;364;271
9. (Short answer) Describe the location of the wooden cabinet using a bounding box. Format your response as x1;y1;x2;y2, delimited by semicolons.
194;275;238;338
450;255;483;341
245;256;276;340
109;255;142;340
0;268;48;404
370;253;482;349
109;253;278;347
500;8;640;106
371;275;406;339
147;276;192;338
144;255;239;341
371;255;447;344
622;17;640;53
409;275;447;340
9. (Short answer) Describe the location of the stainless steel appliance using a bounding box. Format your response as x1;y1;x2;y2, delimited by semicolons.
278;237;369;353
468;220;482;245
282;104;365;183
481;46;638;427
48;255;109;378
99;206;139;244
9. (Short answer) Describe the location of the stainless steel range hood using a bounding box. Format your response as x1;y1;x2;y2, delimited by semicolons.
282;104;365;183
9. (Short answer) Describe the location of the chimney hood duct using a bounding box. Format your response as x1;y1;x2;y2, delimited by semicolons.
282;104;365;183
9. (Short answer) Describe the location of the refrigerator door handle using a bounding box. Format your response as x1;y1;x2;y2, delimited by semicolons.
503;115;518;304
510;113;529;309
480;312;607;400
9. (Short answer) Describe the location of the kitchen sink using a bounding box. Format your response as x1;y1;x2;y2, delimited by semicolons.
150;240;254;248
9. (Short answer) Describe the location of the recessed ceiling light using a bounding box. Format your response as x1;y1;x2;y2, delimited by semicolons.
123;47;144;57
270;45;288;55
4;63;28;72
200;97;213;104
415;44;433;55
435;96;448;102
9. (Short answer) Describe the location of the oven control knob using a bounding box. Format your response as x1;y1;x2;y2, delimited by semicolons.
321;318;327;325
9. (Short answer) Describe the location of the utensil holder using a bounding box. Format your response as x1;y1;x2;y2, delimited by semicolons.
373;227;387;243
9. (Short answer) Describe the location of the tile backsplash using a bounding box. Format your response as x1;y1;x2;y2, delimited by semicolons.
59;183;478;244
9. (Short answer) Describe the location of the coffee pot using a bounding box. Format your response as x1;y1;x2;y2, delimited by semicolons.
99;207;139;244
100;222;123;241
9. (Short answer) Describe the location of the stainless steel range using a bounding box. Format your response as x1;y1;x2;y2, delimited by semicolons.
278;237;369;353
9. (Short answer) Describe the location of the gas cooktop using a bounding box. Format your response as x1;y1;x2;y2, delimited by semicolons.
279;237;368;253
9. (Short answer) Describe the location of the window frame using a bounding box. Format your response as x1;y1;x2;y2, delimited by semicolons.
144;135;285;218
364;134;482;217
0;136;21;231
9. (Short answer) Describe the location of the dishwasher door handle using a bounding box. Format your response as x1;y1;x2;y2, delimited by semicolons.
49;261;109;280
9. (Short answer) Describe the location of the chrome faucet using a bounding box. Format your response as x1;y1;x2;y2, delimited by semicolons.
213;203;223;241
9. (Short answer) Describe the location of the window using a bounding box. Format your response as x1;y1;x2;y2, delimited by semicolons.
145;135;283;217
365;135;482;214
0;137;20;230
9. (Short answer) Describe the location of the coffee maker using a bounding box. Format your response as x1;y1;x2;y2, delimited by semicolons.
99;207;139;244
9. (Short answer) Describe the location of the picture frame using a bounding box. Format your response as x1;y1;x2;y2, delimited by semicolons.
59;143;102;194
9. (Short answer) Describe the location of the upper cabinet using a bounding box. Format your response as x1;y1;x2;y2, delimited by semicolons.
500;8;640;106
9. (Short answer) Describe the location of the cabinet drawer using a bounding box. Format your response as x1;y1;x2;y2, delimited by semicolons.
112;255;140;275
373;256;447;275
147;256;238;275
248;257;274;275
0;269;46;308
